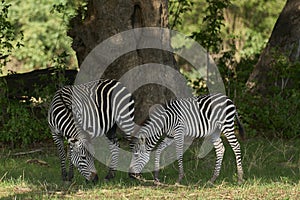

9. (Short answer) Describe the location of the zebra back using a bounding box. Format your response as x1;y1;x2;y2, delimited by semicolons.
71;79;135;139
140;93;243;145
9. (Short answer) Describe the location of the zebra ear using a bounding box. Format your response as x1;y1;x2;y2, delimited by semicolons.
68;138;78;144
139;134;146;145
138;134;146;152
68;138;82;150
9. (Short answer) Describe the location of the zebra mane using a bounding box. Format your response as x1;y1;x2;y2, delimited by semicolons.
134;103;169;150
139;102;167;125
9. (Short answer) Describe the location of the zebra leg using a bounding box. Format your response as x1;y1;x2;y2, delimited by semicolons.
210;137;225;184
67;145;74;181
174;131;185;183
224;131;244;184
105;124;118;180
154;137;174;182
105;140;119;180
52;133;68;181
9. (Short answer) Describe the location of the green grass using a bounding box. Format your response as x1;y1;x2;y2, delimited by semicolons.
0;138;300;199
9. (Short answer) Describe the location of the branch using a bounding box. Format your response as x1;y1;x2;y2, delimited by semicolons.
133;175;186;188
11;149;43;156
26;159;50;167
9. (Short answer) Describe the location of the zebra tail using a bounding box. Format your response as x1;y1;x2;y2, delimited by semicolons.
235;112;245;140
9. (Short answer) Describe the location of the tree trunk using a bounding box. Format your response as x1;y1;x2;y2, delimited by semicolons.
68;0;176;124
246;0;300;94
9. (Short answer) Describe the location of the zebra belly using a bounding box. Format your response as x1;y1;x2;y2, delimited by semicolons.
79;121;114;139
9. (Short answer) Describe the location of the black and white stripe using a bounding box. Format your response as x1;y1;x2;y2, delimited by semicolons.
129;93;244;184
48;79;135;181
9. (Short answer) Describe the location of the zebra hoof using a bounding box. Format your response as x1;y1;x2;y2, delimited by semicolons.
63;180;72;186
67;175;74;182
86;172;98;184
104;175;114;181
128;173;141;180
154;179;161;186
104;170;115;181
206;180;215;187
237;178;244;185
92;174;99;184
85;174;98;184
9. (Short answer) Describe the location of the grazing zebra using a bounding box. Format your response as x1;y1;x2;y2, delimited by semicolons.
48;79;135;182
129;93;244;184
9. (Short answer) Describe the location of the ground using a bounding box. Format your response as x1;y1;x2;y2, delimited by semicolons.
0;137;299;199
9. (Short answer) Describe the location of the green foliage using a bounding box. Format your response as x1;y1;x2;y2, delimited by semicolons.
233;0;284;38
177;0;234;97
180;68;208;96
0;0;22;73
217;40;238;96
0;100;49;146
0;89;49;147
268;53;300;94
49;51;72;89
51;0;87;21
236;91;300;139
171;0;298;139
240;30;267;58
232;51;300;139
0;52;72;147
179;0;237;97
0;0;79;146
2;0;78;74
231;0;285;58
192;0;231;53
174;0;285;59
169;0;193;29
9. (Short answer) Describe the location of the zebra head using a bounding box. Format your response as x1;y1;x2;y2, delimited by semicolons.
129;132;150;179
68;138;98;182
129;104;167;179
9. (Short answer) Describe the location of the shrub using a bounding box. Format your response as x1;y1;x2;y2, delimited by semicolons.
0;54;72;147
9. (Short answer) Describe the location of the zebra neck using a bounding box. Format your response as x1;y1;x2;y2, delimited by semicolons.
144;113;169;151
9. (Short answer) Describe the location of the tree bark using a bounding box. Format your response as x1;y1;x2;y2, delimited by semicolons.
246;0;300;94
68;0;176;124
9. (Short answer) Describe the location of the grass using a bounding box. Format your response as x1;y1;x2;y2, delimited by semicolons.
0;137;300;199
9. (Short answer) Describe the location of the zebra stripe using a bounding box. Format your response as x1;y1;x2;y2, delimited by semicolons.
129;93;244;184
48;79;135;181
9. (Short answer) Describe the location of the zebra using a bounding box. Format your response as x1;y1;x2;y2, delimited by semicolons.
129;93;244;184
48;79;135;182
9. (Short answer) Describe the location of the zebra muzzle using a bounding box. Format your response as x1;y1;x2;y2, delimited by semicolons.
90;172;98;183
